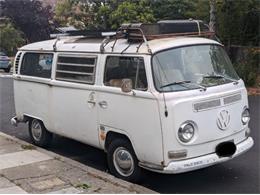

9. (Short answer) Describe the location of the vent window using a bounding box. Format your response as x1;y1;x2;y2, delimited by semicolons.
14;52;22;74
56;55;97;84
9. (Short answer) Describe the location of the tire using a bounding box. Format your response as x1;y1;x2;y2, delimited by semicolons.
4;67;10;73
28;119;52;147
107;139;142;183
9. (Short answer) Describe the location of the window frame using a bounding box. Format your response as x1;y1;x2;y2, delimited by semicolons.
20;52;54;79
55;53;98;85
103;55;148;91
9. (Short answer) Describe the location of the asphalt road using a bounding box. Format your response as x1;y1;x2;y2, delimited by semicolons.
0;75;259;193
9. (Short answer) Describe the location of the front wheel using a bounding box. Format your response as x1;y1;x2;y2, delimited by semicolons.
107;139;142;183
29;119;52;147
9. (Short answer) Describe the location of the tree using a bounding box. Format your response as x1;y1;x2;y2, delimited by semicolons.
151;0;196;21
0;0;53;43
54;0;95;29
216;0;260;46
209;0;216;32
0;21;25;56
109;0;155;29
55;0;155;30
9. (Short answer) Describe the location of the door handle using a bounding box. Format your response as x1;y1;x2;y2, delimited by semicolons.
99;101;108;109
87;92;96;107
87;100;96;105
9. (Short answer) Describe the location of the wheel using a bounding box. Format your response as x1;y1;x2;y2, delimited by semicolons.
4;67;10;73
107;139;142;183
28;119;52;147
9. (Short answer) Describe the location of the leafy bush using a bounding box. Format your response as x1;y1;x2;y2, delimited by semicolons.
0;22;25;56
232;48;259;87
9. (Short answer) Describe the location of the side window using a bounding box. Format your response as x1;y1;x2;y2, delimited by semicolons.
56;55;96;84
104;56;148;91
20;53;53;78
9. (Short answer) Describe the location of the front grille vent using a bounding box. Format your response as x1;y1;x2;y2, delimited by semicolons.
14;52;22;74
194;99;221;111
224;93;242;105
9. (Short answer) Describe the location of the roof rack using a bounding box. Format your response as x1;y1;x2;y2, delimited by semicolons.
53;20;217;53
118;21;215;43
115;20;216;53
65;29;116;38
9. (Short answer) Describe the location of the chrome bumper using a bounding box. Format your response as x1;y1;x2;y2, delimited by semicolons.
140;137;254;174
10;116;27;126
11;116;18;127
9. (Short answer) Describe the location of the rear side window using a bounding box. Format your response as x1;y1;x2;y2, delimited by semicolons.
104;56;148;91
56;55;96;84
20;53;53;78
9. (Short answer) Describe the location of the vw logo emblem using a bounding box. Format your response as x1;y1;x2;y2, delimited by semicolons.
217;110;230;130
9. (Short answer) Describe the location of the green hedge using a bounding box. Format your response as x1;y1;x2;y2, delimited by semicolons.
228;47;259;87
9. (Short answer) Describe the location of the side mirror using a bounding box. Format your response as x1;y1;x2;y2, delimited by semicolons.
121;79;133;93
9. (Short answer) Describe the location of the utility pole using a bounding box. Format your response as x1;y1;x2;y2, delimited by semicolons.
209;0;216;32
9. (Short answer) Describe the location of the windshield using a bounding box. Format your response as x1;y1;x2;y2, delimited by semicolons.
152;44;239;92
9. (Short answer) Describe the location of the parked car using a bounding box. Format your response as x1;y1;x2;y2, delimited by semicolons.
11;22;253;182
0;52;11;72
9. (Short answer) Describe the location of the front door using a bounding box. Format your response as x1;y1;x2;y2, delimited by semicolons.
97;55;164;165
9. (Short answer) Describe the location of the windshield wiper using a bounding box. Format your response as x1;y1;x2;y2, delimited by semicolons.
160;80;207;91
203;75;223;79
160;80;191;89
203;74;239;84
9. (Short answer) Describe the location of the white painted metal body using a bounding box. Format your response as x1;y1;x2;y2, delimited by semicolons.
12;36;253;173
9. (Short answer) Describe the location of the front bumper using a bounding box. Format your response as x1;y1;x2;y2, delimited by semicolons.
163;137;254;174
140;137;254;174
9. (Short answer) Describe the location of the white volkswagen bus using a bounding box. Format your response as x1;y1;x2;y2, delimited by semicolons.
11;23;254;182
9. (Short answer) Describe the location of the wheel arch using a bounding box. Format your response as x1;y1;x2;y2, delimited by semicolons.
105;131;134;153
23;114;42;123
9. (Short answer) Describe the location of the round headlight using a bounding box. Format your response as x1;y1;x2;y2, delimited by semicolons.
242;108;250;125
178;122;195;143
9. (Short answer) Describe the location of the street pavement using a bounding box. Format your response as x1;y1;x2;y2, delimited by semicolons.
0;132;154;194
0;73;259;193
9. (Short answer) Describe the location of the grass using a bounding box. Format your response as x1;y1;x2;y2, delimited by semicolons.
21;144;36;150
75;183;91;190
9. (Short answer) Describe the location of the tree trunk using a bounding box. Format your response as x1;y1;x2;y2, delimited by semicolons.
209;0;216;32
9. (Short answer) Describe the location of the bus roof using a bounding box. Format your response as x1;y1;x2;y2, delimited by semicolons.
19;36;221;55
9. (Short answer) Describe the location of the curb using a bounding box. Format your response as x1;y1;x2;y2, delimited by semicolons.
0;132;157;194
0;74;13;78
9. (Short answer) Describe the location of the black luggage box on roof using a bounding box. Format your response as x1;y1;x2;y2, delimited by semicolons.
121;19;209;35
158;19;209;34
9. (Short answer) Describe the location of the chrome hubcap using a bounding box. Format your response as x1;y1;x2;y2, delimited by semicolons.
31;120;42;141
113;147;134;177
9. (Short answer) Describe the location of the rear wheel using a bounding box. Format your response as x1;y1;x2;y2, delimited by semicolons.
107;139;142;183
29;119;52;147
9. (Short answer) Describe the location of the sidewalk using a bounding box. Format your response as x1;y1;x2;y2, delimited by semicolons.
0;132;156;194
